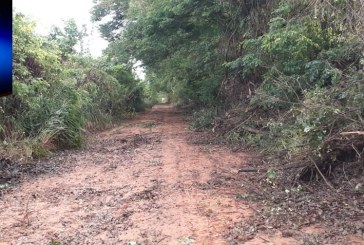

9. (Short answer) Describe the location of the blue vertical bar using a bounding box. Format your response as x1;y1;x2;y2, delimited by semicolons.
0;0;13;96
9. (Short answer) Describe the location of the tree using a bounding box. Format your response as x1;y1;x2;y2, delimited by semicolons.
49;19;86;56
90;0;129;41
92;0;227;105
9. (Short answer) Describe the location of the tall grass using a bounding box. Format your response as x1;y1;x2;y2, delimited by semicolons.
0;13;144;161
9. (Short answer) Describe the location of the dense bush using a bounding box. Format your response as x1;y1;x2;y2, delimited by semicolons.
0;13;145;160
189;108;216;131
223;0;364;171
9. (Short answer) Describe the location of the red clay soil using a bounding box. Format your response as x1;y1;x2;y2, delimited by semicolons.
0;105;360;244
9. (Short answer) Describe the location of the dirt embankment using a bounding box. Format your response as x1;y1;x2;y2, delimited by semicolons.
0;105;363;244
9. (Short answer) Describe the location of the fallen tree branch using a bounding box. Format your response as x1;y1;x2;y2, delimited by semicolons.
239;125;266;134
340;131;364;136
238;167;263;173
309;157;335;190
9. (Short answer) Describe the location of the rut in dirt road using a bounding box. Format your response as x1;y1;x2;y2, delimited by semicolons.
0;104;251;245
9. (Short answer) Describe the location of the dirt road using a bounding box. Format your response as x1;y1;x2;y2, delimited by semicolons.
5;105;361;245
0;104;258;244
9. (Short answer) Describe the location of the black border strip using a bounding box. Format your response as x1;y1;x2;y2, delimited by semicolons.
0;0;13;97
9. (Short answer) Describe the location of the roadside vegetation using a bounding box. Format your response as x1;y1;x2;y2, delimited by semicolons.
1;13;148;160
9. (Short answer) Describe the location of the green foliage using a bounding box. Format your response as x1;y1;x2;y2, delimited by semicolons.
91;0;129;41
1;12;143;160
49;19;85;56
189;108;216;131
92;0;226;107
224;0;364;167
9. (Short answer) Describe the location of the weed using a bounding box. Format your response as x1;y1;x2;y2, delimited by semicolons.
189;109;216;131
